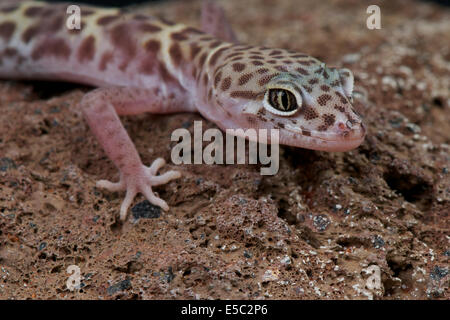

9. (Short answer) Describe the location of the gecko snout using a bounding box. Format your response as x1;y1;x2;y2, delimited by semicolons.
336;120;366;140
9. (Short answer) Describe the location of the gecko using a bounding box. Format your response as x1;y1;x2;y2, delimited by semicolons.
0;1;366;221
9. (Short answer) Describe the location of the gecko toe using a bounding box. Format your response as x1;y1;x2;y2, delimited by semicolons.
96;179;124;192
150;170;181;186
142;188;169;211
149;157;166;175
120;187;137;221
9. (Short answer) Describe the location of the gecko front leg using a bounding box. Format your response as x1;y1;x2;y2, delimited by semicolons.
80;87;189;220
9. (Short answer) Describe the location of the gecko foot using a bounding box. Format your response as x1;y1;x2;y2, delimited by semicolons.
96;158;181;221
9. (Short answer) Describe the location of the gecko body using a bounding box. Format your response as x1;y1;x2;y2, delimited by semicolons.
0;1;365;220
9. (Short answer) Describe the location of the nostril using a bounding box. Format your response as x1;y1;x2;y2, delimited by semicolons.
338;122;346;130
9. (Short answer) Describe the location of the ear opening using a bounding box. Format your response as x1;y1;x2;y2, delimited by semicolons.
338;68;354;98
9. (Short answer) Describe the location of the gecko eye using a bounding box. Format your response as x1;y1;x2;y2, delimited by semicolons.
263;89;300;116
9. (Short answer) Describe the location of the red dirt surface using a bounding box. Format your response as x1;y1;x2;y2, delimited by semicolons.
0;0;448;299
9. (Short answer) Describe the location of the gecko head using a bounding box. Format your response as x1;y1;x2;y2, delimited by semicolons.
215;49;366;152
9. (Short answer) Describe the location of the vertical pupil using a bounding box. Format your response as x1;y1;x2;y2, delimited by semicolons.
280;91;288;108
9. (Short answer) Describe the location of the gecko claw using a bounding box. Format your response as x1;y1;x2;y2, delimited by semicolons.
96;159;181;221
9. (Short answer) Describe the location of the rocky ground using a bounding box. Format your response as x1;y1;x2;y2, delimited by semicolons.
0;0;449;299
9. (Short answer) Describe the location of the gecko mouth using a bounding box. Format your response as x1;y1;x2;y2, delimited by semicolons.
285;122;366;152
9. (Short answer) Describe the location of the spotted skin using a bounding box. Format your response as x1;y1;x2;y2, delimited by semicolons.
0;1;365;220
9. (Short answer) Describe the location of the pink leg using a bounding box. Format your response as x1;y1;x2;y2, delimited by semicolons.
80;87;186;220
201;0;238;43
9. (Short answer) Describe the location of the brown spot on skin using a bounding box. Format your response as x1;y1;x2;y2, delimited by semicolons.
24;6;44;17
282;60;293;64
296;67;309;76
249;55;264;60
317;125;328;132
317;94;332;106
97;15;119;26
302;129;311;136
323;114;336;126
48;15;64;32
139;23;162;32
209;47;228;67
4;48;17;56
221;77;232;91
77;35;96;62
232;62;246;72
203;73;208;86
335;91;347;104
308;78;318;85
158;17;175;26
297;60;312;66
144;39;160;53
331;80;340;87
257;68;269;74
214;71;222;88
257;116;267;122
183;27;203;35
252;60;263;66
321;85;330;92
304;86;313;93
269;50;282;56
191;65;197;79
233;45;252;51
159;64;178;84
199;35;214;42
0;5;18;13
42;8;57;17
99;51;114;71
225;52;242;59
169;42;183;66
258;74;278;86
238;73;253;85
291;54;308;58
171;31;188;41
208;88;213;101
0;22;15;42
323;70;329;79
275;65;288;72
267;60;277;64
199;52;207;67
277;122;285;129
334;104;345;112
257;108;266;115
110;24;136;66
190;43;201;59
230;91;260;99
209;41;222;49
302;105;319;120
82;9;95;16
31;38;71;60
